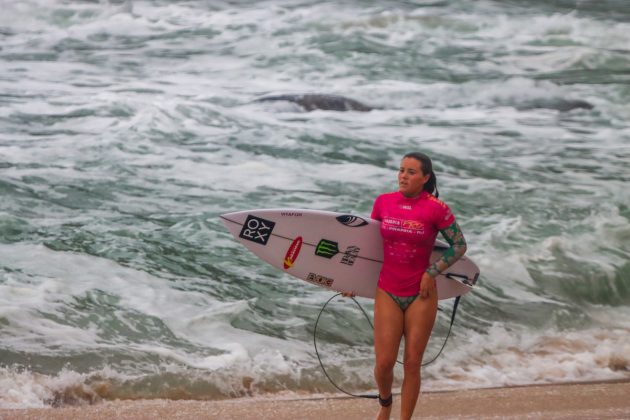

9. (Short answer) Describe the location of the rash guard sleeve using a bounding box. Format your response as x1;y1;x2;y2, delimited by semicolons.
371;195;383;221
426;220;467;278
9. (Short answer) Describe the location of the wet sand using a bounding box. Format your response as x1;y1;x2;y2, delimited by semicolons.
2;380;629;419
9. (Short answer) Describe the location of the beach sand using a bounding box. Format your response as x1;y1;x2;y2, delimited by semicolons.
2;380;629;419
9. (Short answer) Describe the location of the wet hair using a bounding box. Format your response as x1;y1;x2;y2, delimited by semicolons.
403;152;439;198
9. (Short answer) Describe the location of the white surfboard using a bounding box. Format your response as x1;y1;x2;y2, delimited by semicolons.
220;209;479;300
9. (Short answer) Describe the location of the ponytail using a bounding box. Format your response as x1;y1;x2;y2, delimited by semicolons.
403;152;439;198
426;171;439;198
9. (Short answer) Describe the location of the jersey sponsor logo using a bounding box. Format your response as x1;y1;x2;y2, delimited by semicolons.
239;215;275;245
383;217;425;235
402;220;424;231
315;239;339;258
283;236;302;269
336;215;368;227
399;205;412;210
306;272;334;288
383;217;402;227
340;245;360;266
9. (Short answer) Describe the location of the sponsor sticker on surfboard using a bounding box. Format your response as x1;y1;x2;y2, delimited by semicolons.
239;215;275;245
283;236;303;269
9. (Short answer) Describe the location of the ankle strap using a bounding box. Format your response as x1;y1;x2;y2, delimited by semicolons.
378;394;393;407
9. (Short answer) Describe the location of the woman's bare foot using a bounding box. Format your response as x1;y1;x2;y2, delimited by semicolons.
376;404;392;420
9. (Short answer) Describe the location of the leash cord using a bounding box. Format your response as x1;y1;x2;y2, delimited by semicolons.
312;293;460;399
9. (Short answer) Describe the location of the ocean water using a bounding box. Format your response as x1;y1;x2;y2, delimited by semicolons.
1;0;629;409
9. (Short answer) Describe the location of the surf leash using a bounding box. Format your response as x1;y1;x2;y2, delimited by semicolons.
312;292;461;399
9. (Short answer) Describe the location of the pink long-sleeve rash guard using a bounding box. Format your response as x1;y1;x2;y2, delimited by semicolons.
371;191;455;296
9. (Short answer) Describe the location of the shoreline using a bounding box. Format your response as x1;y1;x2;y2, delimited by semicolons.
2;379;630;419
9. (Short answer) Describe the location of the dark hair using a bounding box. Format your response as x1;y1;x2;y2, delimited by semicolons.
403;152;439;198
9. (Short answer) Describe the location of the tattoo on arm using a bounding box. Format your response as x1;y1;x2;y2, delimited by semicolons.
426;221;467;278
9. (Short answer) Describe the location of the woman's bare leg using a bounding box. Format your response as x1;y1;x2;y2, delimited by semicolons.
399;289;438;420
373;287;404;419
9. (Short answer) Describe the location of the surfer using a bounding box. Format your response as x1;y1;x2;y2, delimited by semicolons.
357;152;467;420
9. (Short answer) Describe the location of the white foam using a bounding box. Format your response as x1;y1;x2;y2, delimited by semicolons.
0;242;315;362
426;324;630;391
2;0;630;408
0;367;95;409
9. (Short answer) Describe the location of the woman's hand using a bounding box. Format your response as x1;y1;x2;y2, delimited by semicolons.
419;272;436;299
342;291;356;298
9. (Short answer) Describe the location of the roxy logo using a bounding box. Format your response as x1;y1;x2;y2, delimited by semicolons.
239;215;275;245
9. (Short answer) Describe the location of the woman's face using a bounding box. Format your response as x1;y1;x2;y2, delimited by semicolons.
398;157;430;198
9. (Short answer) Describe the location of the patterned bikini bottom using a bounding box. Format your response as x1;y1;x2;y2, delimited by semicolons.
386;291;418;311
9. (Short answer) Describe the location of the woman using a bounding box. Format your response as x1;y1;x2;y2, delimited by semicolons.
370;152;467;420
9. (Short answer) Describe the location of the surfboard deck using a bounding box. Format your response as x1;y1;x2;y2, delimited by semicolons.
220;209;479;300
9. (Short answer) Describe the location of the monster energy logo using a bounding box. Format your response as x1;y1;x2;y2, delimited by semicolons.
315;239;339;258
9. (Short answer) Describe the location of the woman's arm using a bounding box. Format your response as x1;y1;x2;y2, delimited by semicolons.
426;221;467;278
